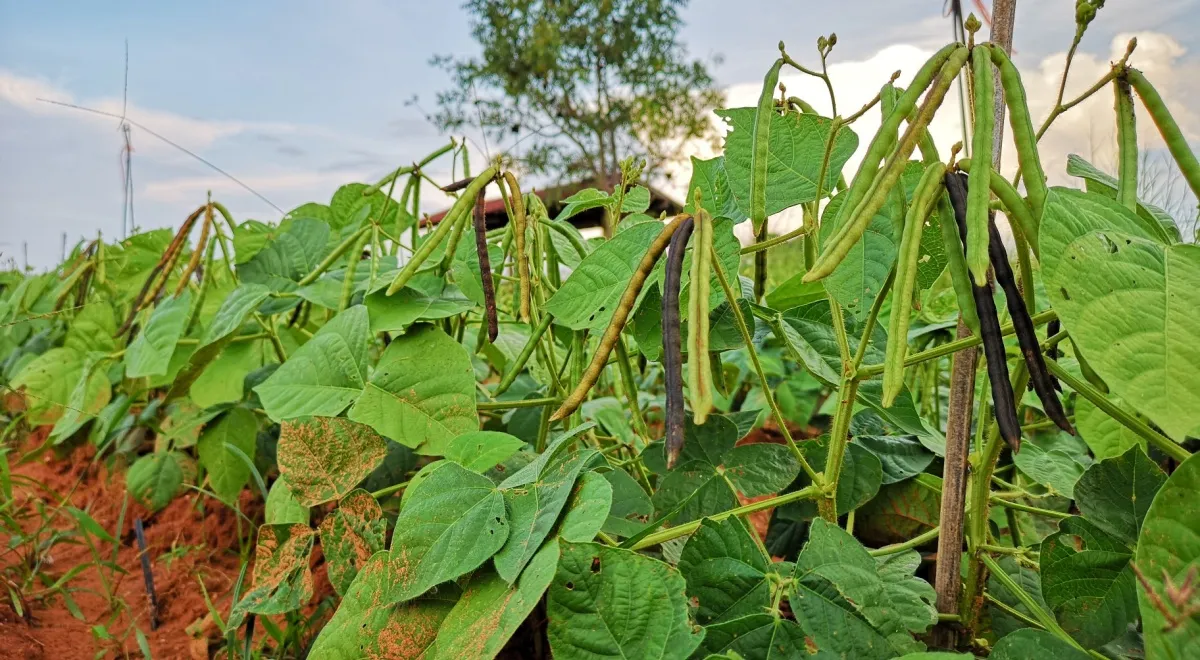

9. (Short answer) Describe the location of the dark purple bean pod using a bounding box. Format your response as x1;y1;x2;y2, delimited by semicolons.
1046;319;1061;360
662;217;696;469
945;172;1022;452
441;176;473;193
473;188;498;342
986;218;1073;433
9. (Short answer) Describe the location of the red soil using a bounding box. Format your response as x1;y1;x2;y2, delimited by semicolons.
0;429;303;659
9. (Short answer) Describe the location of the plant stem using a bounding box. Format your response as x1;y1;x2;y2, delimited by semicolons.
1044;360;1186;462
614;337;650;439
630;485;821;550
477;397;558;411
710;245;821;485
869;526;940;557
980;553;1093;654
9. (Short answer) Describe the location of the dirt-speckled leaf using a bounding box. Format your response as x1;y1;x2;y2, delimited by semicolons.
1041;187;1200;440
1135;452;1200;659
319;489;387;596
494;449;594;583
546;221;662;331
196;407;258;503
1040;516;1137;649
1074;445;1166;546
126;450;183;512
694;614;807;660
308;550;458;658
230;523;315;627
1075;396;1144;460
547;542;704;660
348;323;477;455
255;305;369;421
678;517;771;625
277;416;387;506
387;461;508;604
125;291;191;378
990;629;1091;660
445;431;526;473
718;107;858;219
431;538;559;659
819;190;897;320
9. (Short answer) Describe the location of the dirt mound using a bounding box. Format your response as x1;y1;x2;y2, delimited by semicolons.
1;434;259;659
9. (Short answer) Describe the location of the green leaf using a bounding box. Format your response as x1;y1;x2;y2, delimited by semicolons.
125;291;192;378
1135;451;1200;658
990;629;1091;660
12;347;110;426
494;449;594;583
856;477;941;548
365;281;475;333
684;156;747;224
547;542;704;660
717;108;858;219
1040;516;1138;649
232;220;276;264
1075;396;1144;460
318;489;387;596
386;461;508;604
265;476;310;525
1013;442;1086;498
650;416;799;524
875;550;938;642
554;188;612;222
348;323;477;455
330;182;400;230
277;416;387;506
196;407;258;503
126;451;183;512
255;306;369;421
789;581;896;660
450;224;504;307
546;221;662;331
819;190;897;320
694;614;807;660
445;431;526;473
307;551;458;658
766;271;825;312
431;538;559;659
1041;188;1200;439
1065;154;1177;243
856;435;934;485
64;303;117;354
1073;445;1166;546
557;471;613;543
678;517;771;625
238;217;331;292
199;283;271;347
189;340;264;408
602;468;653;537
230;523;315;626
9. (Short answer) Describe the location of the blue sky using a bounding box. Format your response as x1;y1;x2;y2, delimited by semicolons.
2;0;1198;267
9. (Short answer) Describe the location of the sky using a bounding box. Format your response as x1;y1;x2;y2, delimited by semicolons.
1;0;1198;268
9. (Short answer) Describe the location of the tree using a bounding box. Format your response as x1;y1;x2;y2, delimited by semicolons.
432;0;724;188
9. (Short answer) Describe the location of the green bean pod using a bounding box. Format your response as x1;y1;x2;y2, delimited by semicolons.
687;200;715;424
817;43;963;259
884;162;943;406
956;158;1039;258
990;47;1049;224
966;45;995;285
806;45;969;282
552;216;688;422
1114;75;1139;212
1127;68;1200;203
503;172;532;323
385;166;497;295
751;59;784;233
